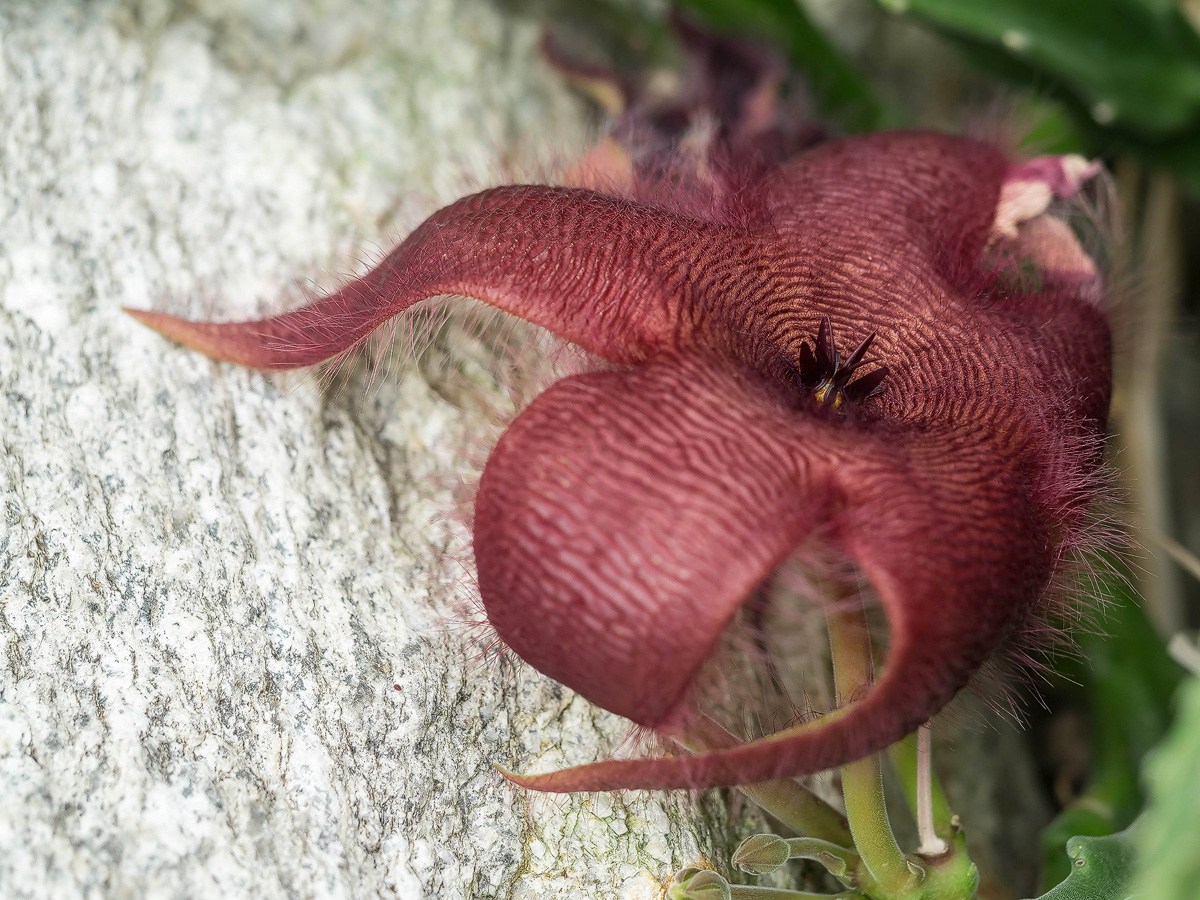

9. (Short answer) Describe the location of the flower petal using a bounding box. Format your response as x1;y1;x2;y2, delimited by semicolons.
767;133;1009;285
495;410;1056;792
992;154;1102;239
125;186;737;369
474;356;833;728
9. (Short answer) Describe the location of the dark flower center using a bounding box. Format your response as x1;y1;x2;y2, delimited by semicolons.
793;317;889;410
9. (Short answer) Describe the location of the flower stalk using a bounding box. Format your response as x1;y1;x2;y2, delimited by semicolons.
675;588;980;900
916;725;949;857
736;777;854;846
892;729;955;849
689;719;853;846
828;602;921;897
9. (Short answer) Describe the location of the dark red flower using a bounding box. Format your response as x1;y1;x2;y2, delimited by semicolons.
127;30;1111;794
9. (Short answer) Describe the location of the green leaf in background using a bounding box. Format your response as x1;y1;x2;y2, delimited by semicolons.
674;0;897;130
1038;556;1183;891
1132;675;1200;900
870;0;1200;187
877;0;1200;136
1030;827;1138;900
1010;96;1090;156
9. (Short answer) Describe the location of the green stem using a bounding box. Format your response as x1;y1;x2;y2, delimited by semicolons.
1114;162;1183;633
829;603;919;897
689;718;853;845
785;837;859;876
738;779;855;847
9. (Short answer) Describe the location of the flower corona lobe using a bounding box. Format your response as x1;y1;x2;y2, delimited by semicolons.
127;40;1112;793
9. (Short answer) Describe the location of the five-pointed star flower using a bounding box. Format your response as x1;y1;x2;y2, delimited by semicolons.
127;29;1111;793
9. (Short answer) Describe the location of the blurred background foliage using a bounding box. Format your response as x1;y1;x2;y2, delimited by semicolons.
500;0;1200;896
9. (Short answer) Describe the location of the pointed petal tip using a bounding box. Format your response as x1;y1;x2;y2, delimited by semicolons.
493;761;583;793
123;306;207;350
124;304;338;370
493;761;519;781
122;306;230;362
123;305;168;326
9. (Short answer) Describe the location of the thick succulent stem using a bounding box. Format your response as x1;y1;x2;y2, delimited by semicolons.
689;718;853;846
828;602;919;897
733;832;859;880
738;779;856;847
729;887;860;899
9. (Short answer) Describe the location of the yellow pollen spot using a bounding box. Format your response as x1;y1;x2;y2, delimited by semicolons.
814;380;844;409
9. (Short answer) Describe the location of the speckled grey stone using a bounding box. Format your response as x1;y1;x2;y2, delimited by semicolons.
0;2;739;897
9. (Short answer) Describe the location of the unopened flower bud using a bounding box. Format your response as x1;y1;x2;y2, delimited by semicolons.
732;833;790;875
668;867;731;900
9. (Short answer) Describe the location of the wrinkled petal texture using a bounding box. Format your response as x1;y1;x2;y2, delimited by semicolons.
478;356;1055;792
500;425;1053;792
488;133;1111;791
127;129;1112;792
475;358;830;727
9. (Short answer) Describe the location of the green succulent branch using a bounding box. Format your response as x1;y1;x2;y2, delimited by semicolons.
733;833;859;879
737;778;855;847
688;718;854;845
828;604;920;897
673;599;980;900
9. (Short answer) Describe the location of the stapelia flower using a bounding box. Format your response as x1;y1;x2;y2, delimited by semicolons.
127;27;1112;794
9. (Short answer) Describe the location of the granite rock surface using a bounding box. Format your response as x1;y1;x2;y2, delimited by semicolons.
0;2;737;897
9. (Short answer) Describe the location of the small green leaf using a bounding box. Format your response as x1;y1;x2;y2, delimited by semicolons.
669;868;733;900
1029;827;1137;900
1037;555;1182;890
1038;806;1118;892
733;834;791;875
1132;676;1200;899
